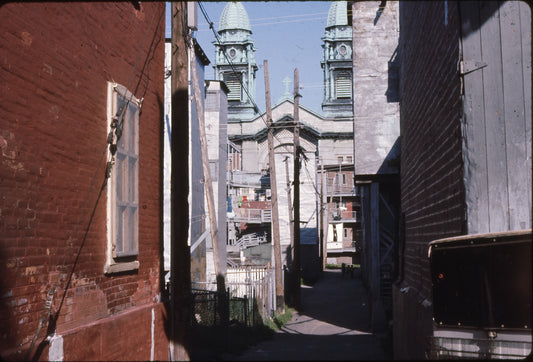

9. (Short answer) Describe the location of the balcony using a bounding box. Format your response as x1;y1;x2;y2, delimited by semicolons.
231;208;272;224
326;240;356;253
327;184;357;196
228;170;269;188
329;209;358;223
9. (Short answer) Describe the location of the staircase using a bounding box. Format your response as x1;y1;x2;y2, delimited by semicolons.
235;233;268;249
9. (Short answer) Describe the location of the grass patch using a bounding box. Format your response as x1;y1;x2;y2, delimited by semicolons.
264;305;294;331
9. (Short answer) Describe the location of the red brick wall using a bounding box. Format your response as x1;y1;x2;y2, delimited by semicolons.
394;1;465;359
0;3;168;360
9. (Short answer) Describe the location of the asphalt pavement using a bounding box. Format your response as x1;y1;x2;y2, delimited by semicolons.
226;269;392;361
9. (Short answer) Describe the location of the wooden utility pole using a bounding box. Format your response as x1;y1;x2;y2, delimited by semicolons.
170;2;190;360
293;68;301;310
264;60;284;313
284;156;294;259
190;40;227;287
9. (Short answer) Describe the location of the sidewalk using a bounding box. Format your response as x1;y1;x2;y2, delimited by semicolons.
226;269;392;360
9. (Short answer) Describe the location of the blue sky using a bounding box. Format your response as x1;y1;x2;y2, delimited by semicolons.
166;1;331;115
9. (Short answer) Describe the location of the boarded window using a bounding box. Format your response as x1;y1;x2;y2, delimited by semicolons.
335;71;352;99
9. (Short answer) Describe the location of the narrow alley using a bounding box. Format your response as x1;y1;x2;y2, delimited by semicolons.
1;1;531;360
226;269;391;361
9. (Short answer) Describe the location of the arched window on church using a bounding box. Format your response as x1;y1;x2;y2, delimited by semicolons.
335;71;352;99
224;73;242;101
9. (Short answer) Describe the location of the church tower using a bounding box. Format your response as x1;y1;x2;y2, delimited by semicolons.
321;1;353;119
214;2;258;122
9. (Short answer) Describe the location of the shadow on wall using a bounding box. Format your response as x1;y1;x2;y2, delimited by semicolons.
460;1;503;38
386;46;399;103
374;1;387;25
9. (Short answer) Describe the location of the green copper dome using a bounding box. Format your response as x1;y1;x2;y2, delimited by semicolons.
219;2;251;32
326;1;348;28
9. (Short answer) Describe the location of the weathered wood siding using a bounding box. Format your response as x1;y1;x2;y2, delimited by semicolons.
461;1;532;234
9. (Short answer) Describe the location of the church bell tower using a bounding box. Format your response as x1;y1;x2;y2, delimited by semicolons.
214;2;258;122
321;1;354;119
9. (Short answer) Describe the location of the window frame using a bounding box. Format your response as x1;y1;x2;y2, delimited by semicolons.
105;82;140;274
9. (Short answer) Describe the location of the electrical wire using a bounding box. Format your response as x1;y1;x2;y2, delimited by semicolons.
25;5;165;360
302;157;321;198
197;1;296;156
197;10;328;29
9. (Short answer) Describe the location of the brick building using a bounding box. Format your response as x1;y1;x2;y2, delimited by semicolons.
0;3;185;360
394;1;531;359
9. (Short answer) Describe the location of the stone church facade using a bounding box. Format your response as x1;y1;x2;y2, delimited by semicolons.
213;1;357;271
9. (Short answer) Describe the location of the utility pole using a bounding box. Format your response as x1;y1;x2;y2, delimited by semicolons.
170;2;190;360
264;60;284;313
293;68;301;310
284;156;294;261
190;40;227;299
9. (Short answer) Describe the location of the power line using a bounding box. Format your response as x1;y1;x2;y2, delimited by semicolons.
197;1;294;155
197;16;326;31
249;17;326;28
197;10;328;27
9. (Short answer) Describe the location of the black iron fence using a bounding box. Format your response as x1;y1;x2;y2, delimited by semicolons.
190;287;263;328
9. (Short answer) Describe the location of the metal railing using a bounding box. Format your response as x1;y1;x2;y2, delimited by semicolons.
327;185;357;195
191;265;275;326
327;240;356;249
226;266;275;322
231;233;268;249
231;208;272;223
329;209;357;221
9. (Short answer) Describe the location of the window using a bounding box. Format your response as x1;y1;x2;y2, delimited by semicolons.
105;82;140;273
337;156;343;164
346;156;353;164
224;73;242;101
342;174;346;184
335;71;352;99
